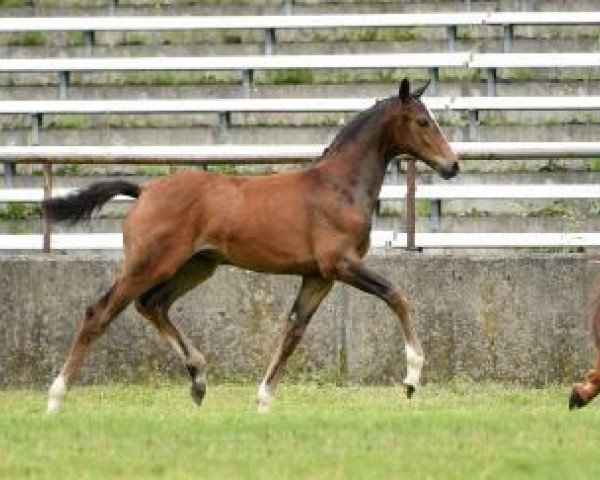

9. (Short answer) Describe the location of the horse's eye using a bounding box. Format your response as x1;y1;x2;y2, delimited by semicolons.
417;118;430;128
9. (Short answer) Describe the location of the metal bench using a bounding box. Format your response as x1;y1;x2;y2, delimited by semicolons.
4;52;599;98
485;11;600;52
0;53;471;98
2;141;600;250
0;95;596;154
469;52;600;95
0;13;486;54
2;11;599;54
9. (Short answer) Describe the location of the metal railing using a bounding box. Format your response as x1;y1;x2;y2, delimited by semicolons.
2;141;600;251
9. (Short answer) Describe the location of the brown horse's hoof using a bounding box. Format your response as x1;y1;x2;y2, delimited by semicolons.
569;386;589;410
190;380;206;406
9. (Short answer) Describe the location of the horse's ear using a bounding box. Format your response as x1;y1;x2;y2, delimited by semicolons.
411;79;431;99
399;78;410;103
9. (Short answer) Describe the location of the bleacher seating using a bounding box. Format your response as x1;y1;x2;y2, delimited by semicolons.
1;4;599;251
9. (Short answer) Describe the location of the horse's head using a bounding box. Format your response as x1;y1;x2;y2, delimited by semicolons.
390;78;459;180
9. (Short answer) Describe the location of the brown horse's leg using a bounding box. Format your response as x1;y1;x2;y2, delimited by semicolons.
257;274;333;412
329;256;423;398
570;360;600;409
135;253;218;406
570;298;600;409
47;275;149;413
47;244;192;414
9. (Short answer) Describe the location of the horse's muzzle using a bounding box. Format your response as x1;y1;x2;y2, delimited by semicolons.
441;161;460;180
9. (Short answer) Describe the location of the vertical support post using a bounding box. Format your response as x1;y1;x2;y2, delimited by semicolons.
84;30;95;56
3;161;16;186
468;109;479;141
502;24;514;53
446;25;457;52
486;67;497;96
108;0;118;15
406;157;416;250
218;111;231;142
282;0;293;15
58;71;70;99
464;0;471;10
263;28;276;55
430;199;442;232
242;69;253;98
428;67;439;95
30;113;42;146
43;161;53;253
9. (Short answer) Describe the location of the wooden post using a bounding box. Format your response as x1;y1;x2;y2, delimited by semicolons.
43;161;52;253
406;157;416;250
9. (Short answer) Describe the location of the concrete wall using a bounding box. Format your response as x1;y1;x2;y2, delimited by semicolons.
1;251;599;388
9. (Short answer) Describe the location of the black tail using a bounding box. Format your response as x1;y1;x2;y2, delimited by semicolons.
43;180;140;223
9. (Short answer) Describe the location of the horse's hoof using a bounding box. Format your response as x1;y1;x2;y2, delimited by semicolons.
257;400;272;414
569;388;587;410
190;380;206;406
405;384;416;399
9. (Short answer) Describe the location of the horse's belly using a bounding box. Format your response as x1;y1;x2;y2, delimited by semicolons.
206;234;317;275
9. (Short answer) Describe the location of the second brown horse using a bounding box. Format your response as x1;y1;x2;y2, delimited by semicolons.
44;78;459;413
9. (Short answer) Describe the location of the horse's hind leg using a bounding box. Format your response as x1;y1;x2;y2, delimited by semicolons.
135;253;218;406
257;274;333;412
48;241;194;414
48;269;171;413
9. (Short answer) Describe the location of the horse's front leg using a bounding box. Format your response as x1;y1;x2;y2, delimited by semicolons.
329;256;423;398
257;274;333;412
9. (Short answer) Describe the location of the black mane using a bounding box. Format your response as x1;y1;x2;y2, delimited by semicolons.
326;96;398;153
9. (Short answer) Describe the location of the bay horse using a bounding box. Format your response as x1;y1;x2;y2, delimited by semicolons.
44;78;458;414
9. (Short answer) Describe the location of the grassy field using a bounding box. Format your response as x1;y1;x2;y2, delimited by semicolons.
1;382;600;480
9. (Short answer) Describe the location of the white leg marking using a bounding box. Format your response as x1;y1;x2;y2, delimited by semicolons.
257;380;273;413
403;344;424;388
47;374;66;414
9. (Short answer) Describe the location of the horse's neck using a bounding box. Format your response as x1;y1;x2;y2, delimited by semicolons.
316;136;390;212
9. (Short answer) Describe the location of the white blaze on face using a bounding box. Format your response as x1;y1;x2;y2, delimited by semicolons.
424;102;442;132
424;102;457;160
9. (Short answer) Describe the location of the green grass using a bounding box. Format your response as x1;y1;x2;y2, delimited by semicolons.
259;69;315;86
0;0;31;6
586;157;600;172
1;383;599;479
0;202;42;220
7;31;46;47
